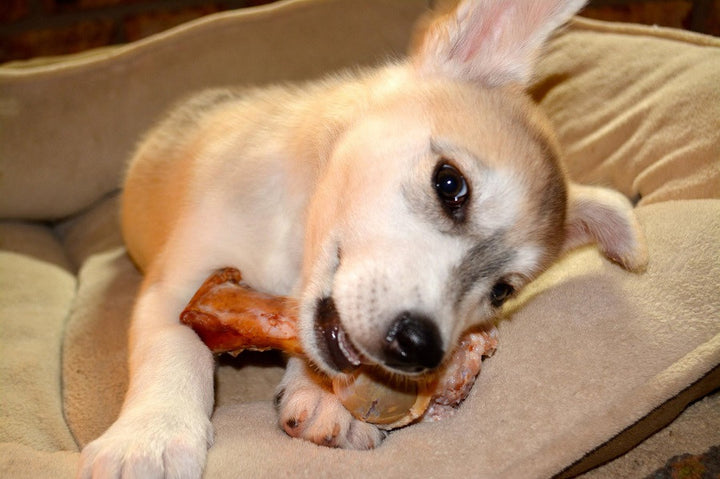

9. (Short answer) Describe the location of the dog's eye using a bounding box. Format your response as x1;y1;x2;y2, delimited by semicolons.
490;281;514;308
434;163;469;217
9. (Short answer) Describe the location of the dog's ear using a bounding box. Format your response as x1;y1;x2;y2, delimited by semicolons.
562;184;648;272
411;0;586;86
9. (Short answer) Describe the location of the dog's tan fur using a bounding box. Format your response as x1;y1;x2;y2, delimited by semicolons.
80;1;647;477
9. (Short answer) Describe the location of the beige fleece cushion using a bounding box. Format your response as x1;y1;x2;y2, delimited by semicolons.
0;223;77;452
533;18;720;205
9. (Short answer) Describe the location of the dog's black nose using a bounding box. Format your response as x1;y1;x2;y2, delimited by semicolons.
383;312;444;373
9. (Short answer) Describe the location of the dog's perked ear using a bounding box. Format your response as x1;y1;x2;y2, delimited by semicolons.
562;184;648;272
411;0;586;86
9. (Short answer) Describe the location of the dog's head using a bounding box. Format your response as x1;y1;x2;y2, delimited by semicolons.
298;0;647;378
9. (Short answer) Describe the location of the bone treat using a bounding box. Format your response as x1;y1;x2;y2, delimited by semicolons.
180;268;498;429
180;267;302;355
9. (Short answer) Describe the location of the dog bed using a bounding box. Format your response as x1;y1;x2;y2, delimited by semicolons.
1;0;718;477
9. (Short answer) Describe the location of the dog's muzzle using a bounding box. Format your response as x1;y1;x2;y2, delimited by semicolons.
314;297;444;375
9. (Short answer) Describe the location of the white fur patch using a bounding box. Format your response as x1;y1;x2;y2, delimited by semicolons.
473;167;524;234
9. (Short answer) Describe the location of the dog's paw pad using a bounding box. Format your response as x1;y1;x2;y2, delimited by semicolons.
276;377;384;450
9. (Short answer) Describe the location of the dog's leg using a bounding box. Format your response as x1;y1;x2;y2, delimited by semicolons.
275;357;385;449
78;219;223;479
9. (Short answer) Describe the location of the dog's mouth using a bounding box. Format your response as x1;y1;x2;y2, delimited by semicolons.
314;297;368;374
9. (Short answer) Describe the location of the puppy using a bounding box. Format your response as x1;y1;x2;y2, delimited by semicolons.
79;0;647;477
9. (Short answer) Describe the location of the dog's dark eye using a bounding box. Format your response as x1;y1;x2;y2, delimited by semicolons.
490;281;514;308
434;163;469;218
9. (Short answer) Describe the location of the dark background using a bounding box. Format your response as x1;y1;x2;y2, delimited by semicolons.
1;0;718;64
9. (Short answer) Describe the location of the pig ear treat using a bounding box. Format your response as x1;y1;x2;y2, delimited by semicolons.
332;368;436;429
180;268;498;429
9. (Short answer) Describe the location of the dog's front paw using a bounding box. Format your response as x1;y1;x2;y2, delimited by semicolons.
78;408;213;479
275;359;385;450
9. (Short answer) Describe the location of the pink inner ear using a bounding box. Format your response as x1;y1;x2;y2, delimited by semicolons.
414;0;586;86
455;1;509;63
